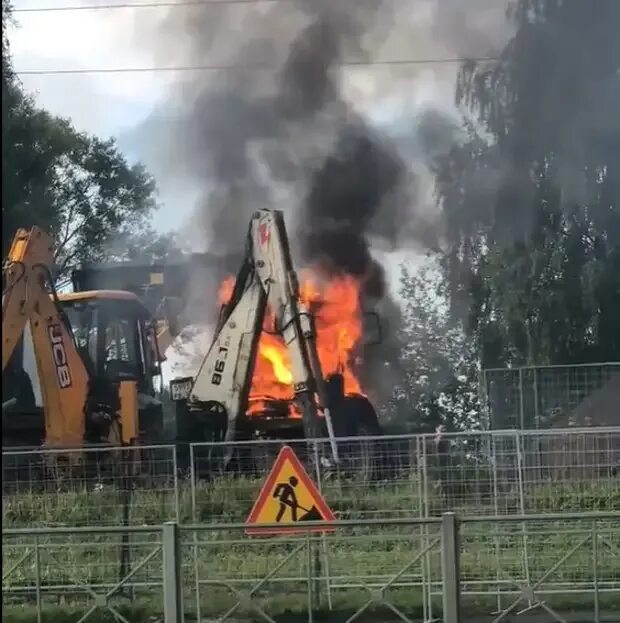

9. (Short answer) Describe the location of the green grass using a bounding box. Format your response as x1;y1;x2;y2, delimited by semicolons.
4;594;620;623
2;477;619;621
2;603;158;623
4;474;618;528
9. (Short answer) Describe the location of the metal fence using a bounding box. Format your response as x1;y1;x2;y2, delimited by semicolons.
189;427;620;523
482;362;620;429
2;431;619;622
3;512;619;623
3;429;619;531
2;444;179;528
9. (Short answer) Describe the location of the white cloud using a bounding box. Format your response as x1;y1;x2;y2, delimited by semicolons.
10;5;170;137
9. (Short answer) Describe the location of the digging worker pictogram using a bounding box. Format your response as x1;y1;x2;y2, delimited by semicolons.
273;476;301;522
246;446;336;535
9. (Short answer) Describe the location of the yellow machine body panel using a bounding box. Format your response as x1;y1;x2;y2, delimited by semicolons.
30;290;90;446
3;227;157;449
118;380;139;444
3;228;90;446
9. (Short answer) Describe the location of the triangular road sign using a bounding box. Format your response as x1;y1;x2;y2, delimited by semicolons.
245;445;336;536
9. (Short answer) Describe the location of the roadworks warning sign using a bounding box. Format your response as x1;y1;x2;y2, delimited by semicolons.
245;445;335;536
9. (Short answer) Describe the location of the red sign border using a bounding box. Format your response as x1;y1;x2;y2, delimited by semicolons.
245;445;336;536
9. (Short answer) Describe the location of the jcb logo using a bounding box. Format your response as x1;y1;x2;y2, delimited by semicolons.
48;324;72;389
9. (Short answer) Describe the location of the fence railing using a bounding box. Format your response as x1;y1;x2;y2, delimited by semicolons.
188;427;620;522
3;512;619;623
2;444;179;527
3;428;619;530
482;362;620;429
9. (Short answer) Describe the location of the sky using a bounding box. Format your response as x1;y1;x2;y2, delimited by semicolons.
10;4;166;133
9;2;183;225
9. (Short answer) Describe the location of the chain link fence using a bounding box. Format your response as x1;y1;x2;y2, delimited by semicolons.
482;362;620;429
4;429;616;531
2;430;619;622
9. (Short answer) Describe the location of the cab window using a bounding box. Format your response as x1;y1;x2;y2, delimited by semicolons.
104;318;141;379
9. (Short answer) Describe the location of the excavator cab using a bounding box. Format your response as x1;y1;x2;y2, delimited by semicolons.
58;291;162;394
58;291;165;444
3;291;164;447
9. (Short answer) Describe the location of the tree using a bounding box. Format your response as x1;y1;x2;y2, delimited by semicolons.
2;5;158;277
435;0;620;367
383;256;481;433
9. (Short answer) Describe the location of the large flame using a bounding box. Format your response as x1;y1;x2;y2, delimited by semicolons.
218;269;364;415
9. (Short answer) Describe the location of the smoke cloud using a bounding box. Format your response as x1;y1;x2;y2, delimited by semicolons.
130;0;513;403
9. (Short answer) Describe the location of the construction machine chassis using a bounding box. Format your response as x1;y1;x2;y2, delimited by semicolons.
182;391;383;478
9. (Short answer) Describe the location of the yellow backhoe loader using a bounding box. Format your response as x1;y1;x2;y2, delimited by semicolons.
2;227;165;449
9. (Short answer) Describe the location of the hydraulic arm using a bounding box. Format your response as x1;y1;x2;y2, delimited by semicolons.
187;210;339;459
2;227;141;448
2;227;89;446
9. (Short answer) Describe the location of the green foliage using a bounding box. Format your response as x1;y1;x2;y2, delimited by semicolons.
2;6;158;277
435;0;620;367
5;475;617;530
529;482;620;513
385;256;481;432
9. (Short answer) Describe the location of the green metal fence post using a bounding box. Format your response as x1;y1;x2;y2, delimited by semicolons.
441;513;461;623
163;521;184;623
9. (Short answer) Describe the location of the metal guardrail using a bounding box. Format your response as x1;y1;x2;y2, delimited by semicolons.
3;512;619;623
2;428;618;621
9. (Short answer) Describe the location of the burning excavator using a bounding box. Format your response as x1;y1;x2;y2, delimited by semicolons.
168;209;382;459
2;209;381;461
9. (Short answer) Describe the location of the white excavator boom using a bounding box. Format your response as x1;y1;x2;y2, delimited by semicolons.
188;210;339;460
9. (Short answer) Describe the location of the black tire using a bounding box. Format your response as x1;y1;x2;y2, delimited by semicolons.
330;394;382;437
330;395;382;480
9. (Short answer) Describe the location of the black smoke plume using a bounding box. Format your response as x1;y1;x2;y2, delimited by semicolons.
303;123;403;289
131;0;513;404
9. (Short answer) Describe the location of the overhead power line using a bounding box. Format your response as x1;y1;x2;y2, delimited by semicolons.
15;57;497;76
14;0;291;12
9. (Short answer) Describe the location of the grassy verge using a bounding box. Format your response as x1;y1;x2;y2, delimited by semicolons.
3;521;619;621
2;477;619;620
3;475;619;527
4;594;620;623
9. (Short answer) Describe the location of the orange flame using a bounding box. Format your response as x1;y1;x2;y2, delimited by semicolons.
218;269;364;414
